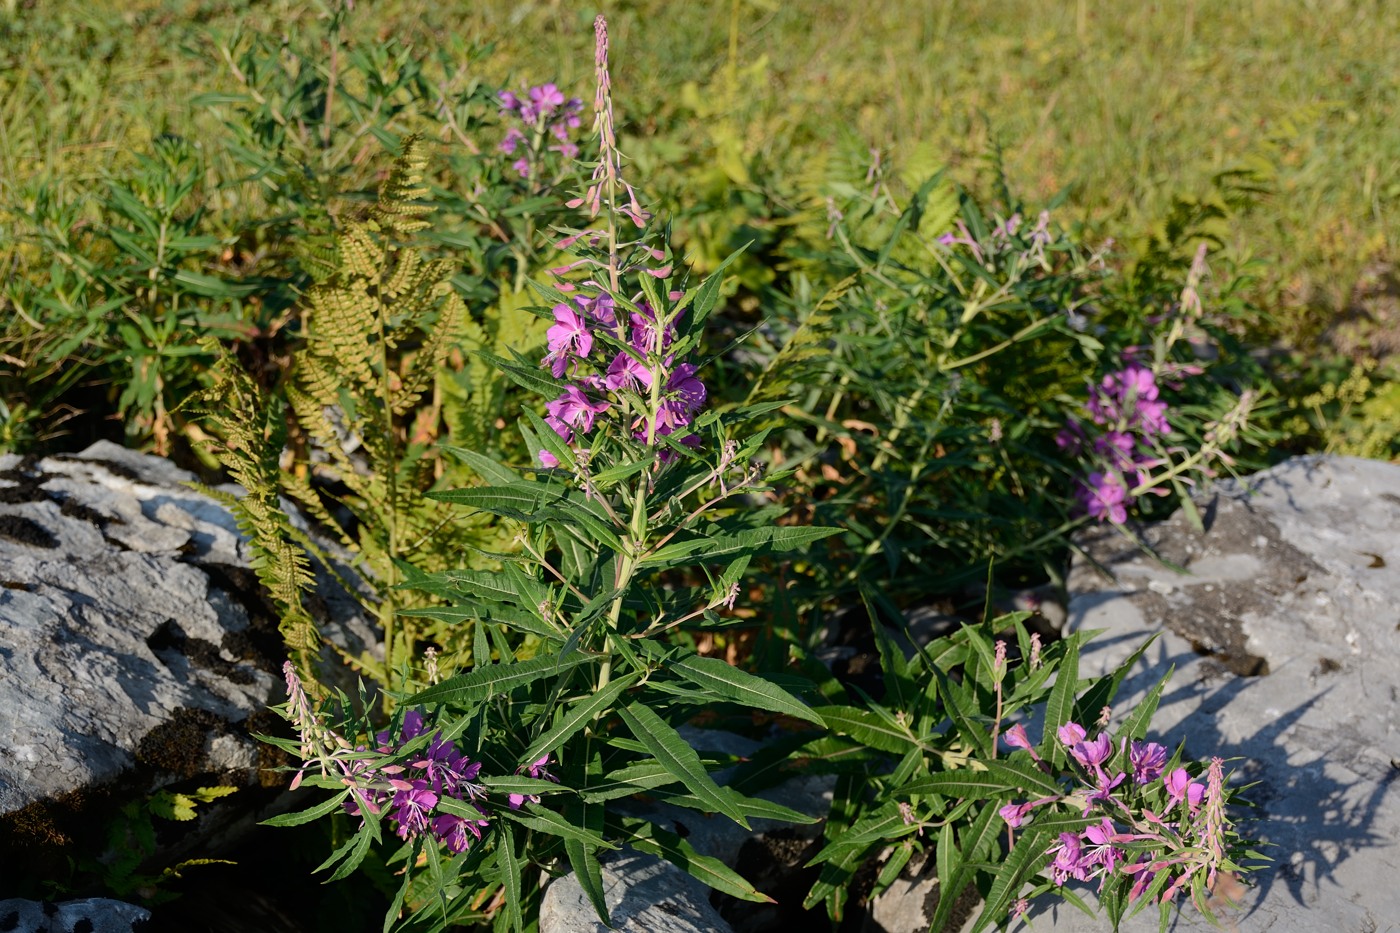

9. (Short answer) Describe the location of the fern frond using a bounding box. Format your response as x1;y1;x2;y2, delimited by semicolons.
371;134;432;236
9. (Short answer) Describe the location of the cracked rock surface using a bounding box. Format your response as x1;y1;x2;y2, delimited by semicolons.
1031;455;1400;932
0;441;377;819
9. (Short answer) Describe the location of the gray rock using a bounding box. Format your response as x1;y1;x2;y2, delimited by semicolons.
540;852;735;933
1025;455;1400;932
0;440;378;819
0;897;150;933
539;727;834;933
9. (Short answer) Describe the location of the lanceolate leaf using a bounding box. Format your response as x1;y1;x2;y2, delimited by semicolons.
500;803;615;849
520;672;640;765
1042;636;1082;769
819;706;918;755
496;822;524;933
640;526;840;570
260;790;351;827
440;445;521;485
406;654;592;709
628;823;774;903
670;655;823;725
1114;664;1175;744
617;703;749;828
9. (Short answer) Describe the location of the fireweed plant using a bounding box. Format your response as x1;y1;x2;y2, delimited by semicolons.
262;18;1260;933
1061;246;1260;530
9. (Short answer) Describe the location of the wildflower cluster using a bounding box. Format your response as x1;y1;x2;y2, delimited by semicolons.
1058;364;1174;523
538;294;707;466
498;83;584;178
280;663;513;855
999;719;1242;910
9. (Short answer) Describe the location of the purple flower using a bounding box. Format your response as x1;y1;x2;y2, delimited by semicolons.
1078;471;1128;524
1129;741;1168;785
1093;431;1136;469
497;90;520;114
432;809;490;854
529;82;566;114
1068;733;1114;771
512;157;530;178
1083;769;1126;814
546;385;610;435
1164;767;1204;813
1004;723;1034;752
999;801;1036;828
604;350;652;391
1049;832;1090;884
388;778;438;840
544;303;593;377
1136;398;1171;436
1081;817;1122;876
666;362;706;412
1057;722;1087;747
499;127;526;155
538;449;561;468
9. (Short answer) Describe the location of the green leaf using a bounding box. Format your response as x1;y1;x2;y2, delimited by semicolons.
521;672;639;766
617;703;748;828
565;838;609;925
682;244;748;330
628;823;775;903
441;445;522;485
1114;664;1175;744
670;655;823;725
324;825;376;883
499;803;615;849
1075;633;1159;728
807;803;916;866
496;823;524;933
260;790;351;827
640;525;840;570
818;706;917;755
481;776;571;798
406;654;592;709
478;349;561;398
663;785;818;825
1042;636;1082;769
970;825;1057;933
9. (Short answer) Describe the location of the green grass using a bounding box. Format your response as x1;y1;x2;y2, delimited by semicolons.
2;0;1397;344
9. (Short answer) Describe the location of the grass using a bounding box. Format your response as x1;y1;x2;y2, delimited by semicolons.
1;0;1396;345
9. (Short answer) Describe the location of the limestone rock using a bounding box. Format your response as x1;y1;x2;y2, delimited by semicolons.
539;852;734;933
1029;455;1400;931
0;441;377;859
0;897;150;933
539;727;834;933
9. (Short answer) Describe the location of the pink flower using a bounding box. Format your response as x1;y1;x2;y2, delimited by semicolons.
546;385;610;435
1057;722;1087;747
1164;767;1204;813
1004;723;1034;752
1078;471;1128;524
1129;741;1168;785
1068;732;1114;771
545;303;593;376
